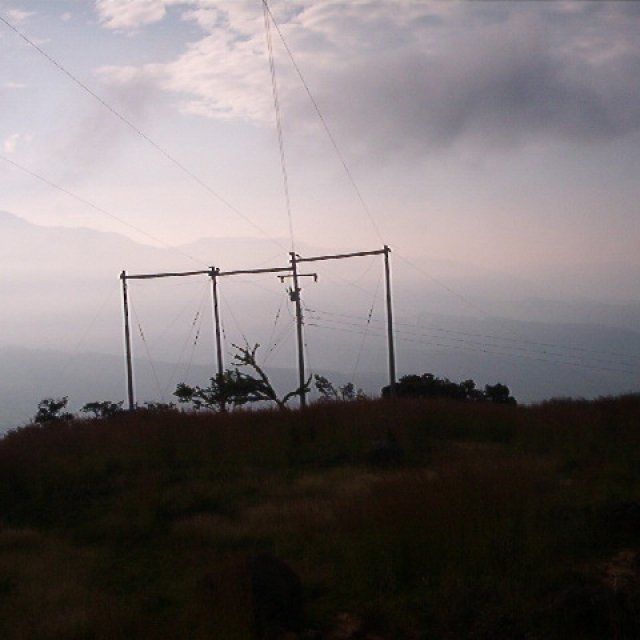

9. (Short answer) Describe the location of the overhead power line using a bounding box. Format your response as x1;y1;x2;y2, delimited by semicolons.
0;153;206;266
0;12;286;252
261;0;385;244
250;6;504;327
263;0;296;253
307;307;640;367
308;320;639;378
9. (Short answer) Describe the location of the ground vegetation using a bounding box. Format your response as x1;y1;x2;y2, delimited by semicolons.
2;394;640;638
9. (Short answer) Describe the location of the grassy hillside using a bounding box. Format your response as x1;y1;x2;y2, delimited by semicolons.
1;396;640;638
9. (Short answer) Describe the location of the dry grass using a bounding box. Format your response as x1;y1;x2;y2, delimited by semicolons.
0;395;640;638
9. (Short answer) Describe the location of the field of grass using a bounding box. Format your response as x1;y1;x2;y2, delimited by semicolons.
1;395;640;638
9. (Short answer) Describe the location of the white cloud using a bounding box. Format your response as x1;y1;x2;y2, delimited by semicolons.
61;11;72;22
3;81;26;89
95;0;167;30
98;1;297;122
6;8;34;24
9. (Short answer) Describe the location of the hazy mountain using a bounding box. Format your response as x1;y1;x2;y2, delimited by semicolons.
2;311;639;433
1;209;639;432
0;345;383;433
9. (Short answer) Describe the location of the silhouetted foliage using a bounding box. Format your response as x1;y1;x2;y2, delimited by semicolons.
81;400;124;419
33;397;74;424
141;401;177;412
175;343;310;411
314;374;367;402
484;382;517;405
382;373;517;405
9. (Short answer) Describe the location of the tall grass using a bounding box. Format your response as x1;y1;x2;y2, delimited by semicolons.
1;395;640;638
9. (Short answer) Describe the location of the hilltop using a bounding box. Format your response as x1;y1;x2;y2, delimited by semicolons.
2;395;640;638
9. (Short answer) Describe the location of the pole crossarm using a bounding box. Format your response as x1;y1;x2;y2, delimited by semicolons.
277;272;318;283
122;269;211;281
122;265;295;281
218;265;291;277
295;248;386;264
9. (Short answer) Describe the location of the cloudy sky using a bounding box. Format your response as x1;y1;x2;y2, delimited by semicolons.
1;0;639;274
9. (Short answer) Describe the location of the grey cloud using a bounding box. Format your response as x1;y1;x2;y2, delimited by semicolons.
86;1;640;159
293;6;640;157
47;74;163;183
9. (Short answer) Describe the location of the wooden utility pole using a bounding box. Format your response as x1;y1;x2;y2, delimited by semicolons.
383;245;396;396
120;270;135;411
296;247;396;396
121;263;295;410
121;267;210;411
277;264;318;408
290;252;307;407
209;267;225;410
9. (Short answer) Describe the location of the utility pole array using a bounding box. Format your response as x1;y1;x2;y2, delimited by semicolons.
120;246;396;410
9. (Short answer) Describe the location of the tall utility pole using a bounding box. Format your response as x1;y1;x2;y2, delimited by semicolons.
121;263;295;409
383;245;396;396
278;263;318;408
120;267;211;412
209;267;225;410
290;252;307;407
295;247;397;397
120;270;135;411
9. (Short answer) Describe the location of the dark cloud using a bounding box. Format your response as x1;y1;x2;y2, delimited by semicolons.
298;5;640;158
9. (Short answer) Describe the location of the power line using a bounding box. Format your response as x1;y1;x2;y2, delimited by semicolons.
413;320;640;363
130;279;209;350
263;0;296;253
163;283;210;397
130;302;164;401
264;317;296;365
394;251;496;318
350;272;382;382
307;320;638;378
0;12;287;252
263;291;285;364
259;4;637;394
307;308;640;369
261;0;385;244
219;287;249;347
0;153;206;267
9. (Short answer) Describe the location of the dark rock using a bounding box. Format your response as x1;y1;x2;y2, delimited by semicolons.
250;553;304;639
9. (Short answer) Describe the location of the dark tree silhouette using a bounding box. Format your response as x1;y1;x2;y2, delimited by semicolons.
81;401;124;419
34;397;74;424
314;374;367;402
484;383;517;405
175;343;310;411
383;373;517;405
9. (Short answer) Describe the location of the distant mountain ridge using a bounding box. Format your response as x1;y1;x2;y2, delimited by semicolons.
1;209;639;430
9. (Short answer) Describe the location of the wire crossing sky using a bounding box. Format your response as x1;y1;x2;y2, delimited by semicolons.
1;1;640;402
0;0;636;284
0;9;291;254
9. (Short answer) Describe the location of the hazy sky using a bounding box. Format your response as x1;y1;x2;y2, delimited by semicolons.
1;1;640;424
1;0;639;273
